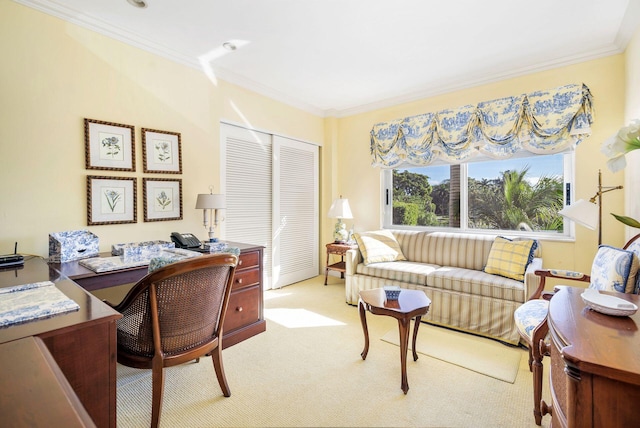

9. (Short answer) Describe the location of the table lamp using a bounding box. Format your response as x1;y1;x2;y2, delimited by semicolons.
195;187;226;242
328;196;353;243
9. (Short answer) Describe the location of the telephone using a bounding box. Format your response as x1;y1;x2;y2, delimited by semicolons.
170;232;202;249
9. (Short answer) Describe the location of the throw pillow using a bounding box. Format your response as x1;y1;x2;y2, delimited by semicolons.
483;236;537;282
353;230;406;265
624;239;640;294
590;245;639;294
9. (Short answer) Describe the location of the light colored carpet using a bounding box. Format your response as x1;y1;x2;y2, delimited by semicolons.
115;276;551;428
380;325;521;383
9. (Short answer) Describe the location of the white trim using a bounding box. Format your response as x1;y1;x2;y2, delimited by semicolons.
14;0;634;119
220;119;322;147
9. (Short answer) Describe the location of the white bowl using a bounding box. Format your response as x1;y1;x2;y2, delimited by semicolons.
581;289;638;317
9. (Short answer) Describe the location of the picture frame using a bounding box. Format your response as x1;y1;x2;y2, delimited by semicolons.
142;128;182;174
84;118;135;171
87;176;137;225
143;178;182;222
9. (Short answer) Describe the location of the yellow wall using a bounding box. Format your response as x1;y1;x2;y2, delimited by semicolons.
0;2;326;257
1;1;636;282
336;56;627;276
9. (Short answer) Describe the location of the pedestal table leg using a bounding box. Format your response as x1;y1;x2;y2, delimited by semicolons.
398;316;411;394
412;315;422;361
359;300;369;360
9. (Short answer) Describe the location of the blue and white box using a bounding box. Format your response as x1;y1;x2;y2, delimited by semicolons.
49;230;100;263
111;240;175;262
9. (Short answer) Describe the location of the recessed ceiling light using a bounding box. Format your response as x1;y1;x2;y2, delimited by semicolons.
127;0;148;8
222;42;237;51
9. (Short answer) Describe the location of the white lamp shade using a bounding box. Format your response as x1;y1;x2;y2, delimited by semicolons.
195;193;226;209
558;199;598;230
328;198;353;219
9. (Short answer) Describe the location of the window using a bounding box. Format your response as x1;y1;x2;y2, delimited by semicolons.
382;153;573;238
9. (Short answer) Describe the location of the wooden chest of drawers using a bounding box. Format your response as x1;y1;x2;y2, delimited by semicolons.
222;243;266;348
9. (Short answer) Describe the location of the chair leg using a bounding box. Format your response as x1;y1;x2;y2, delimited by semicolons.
151;358;165;428
526;342;533;372
532;353;543;425
211;346;231;397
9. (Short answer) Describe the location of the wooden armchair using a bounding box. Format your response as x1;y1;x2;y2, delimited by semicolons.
106;253;238;428
514;233;640;425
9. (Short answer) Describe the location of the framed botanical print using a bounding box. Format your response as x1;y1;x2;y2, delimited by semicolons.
87;176;137;225
84;118;135;171
142;128;182;174
143;178;182;222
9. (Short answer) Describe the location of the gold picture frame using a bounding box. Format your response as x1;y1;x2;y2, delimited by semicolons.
142;128;182;174
84;118;135;171
143;177;182;222
87;175;137;225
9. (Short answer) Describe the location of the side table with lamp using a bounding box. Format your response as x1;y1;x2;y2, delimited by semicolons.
325;196;356;285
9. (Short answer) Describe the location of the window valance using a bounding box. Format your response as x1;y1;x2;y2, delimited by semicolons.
370;83;593;168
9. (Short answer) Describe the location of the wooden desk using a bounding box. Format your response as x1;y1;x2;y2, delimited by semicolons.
0;336;95;427
0;257;121;428
545;286;640;428
49;242;266;349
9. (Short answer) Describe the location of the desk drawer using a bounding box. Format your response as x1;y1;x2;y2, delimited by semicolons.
223;286;260;333
232;266;260;290
237;250;260;271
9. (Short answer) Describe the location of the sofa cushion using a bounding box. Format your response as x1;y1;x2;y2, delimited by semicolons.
483;236;537;282
590;245;639;294
356;261;439;285
427;266;526;303
353;230;407;265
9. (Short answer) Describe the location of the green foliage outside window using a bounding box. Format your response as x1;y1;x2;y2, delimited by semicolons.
392;166;563;232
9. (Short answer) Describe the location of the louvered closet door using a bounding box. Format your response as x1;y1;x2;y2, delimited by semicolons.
273;135;318;287
222;125;273;287
221;124;319;289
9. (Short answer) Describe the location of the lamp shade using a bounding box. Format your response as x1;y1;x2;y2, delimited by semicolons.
558;199;598;230
327;198;353;219
195;193;226;209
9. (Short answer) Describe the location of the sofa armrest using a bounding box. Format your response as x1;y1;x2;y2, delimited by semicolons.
345;248;361;275
524;257;544;300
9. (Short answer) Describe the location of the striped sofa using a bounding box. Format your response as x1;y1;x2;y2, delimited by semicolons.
345;230;542;345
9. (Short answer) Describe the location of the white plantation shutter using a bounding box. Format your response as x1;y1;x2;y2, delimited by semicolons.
222;124;318;289
273;136;318;287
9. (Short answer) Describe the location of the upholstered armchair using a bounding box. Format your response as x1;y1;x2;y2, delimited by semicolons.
514;234;640;425
106;253;238;428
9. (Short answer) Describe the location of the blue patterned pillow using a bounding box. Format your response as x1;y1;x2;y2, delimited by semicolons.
625;240;640;294
590;245;639;294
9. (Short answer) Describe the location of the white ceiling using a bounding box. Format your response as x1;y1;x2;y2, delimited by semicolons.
15;0;640;117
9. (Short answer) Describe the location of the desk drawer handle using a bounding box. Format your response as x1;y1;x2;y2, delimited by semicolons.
238;259;243;266
236;306;243;312
236;278;243;284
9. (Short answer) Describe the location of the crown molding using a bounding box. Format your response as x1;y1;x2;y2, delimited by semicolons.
13;0;636;119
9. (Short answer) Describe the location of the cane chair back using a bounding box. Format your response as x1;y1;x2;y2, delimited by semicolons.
108;253;238;428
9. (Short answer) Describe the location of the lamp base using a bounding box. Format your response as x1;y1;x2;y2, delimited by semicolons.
333;219;349;243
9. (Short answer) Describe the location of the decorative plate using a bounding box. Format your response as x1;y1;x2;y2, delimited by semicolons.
581;289;638;316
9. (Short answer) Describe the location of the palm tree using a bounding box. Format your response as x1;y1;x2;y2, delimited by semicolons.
470;166;563;231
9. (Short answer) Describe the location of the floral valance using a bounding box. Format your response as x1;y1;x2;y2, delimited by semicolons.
370;83;593;168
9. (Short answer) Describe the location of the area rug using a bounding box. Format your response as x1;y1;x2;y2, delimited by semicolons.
381;325;522;383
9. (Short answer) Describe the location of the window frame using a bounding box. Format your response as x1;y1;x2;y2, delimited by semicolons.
381;152;577;241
